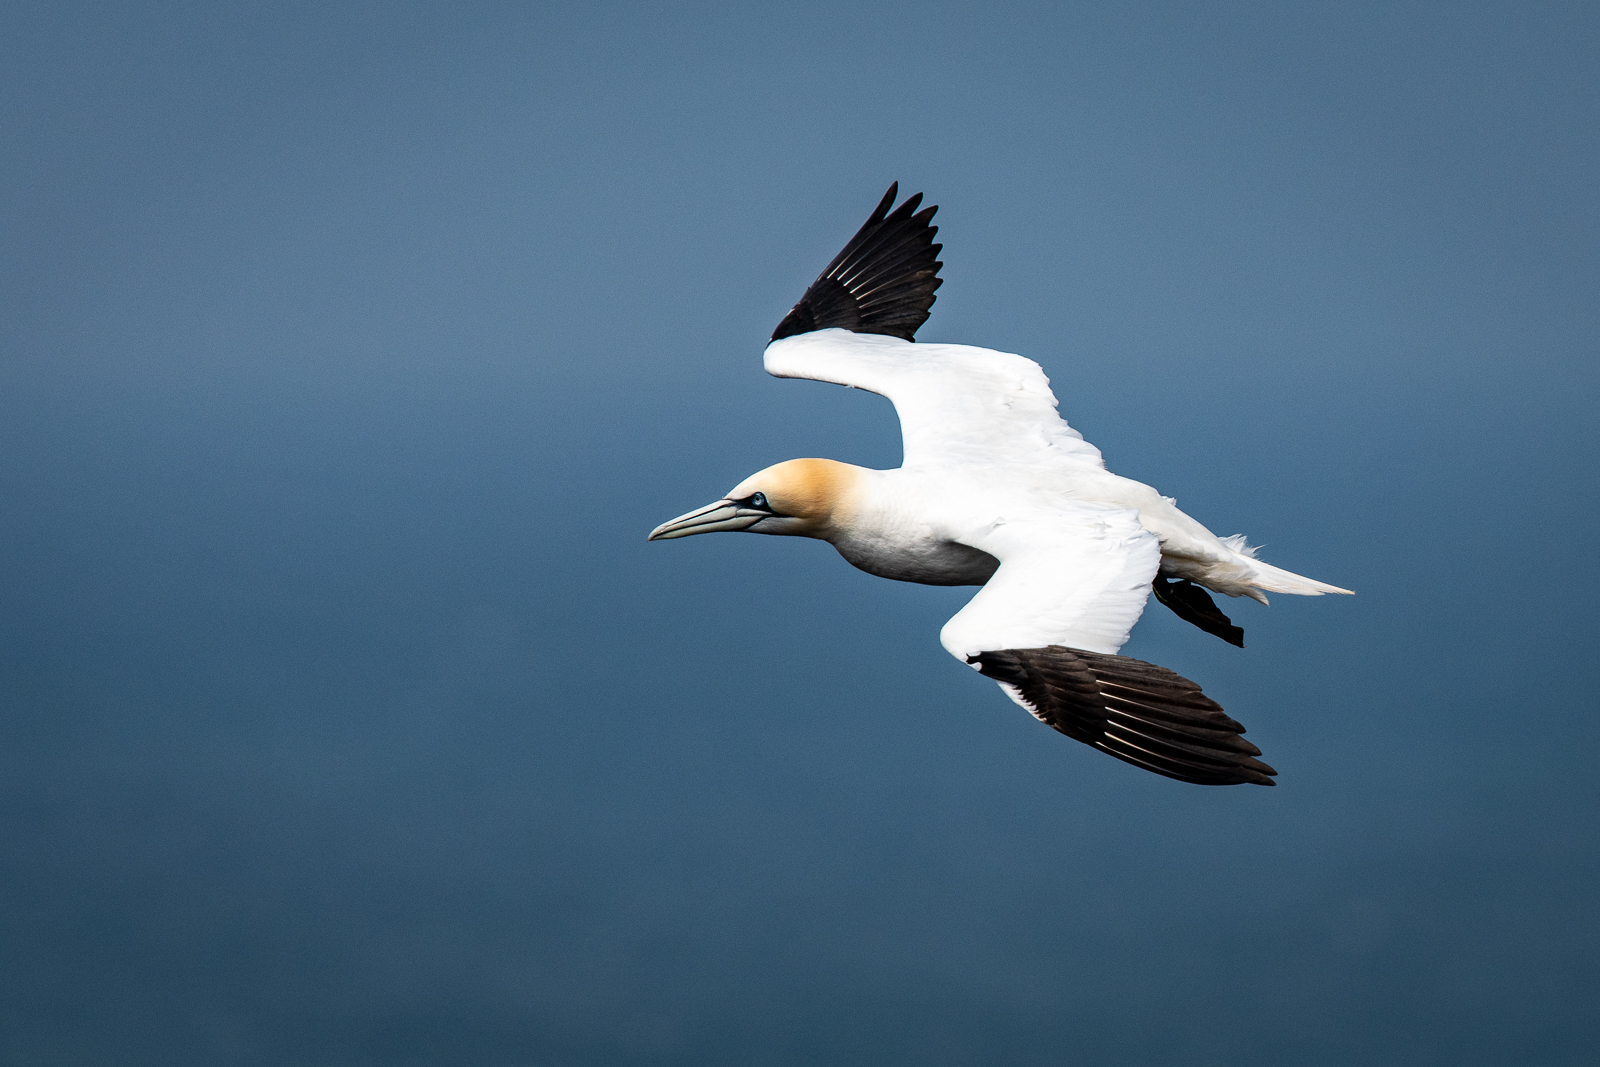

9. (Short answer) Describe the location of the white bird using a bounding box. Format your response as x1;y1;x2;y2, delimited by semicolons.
650;185;1351;786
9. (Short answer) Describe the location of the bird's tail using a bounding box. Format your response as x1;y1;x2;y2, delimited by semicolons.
1245;558;1354;597
1218;535;1353;603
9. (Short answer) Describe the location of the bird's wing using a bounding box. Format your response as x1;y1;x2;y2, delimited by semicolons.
940;511;1277;786
968;645;1278;786
939;508;1160;659
771;182;943;343
765;184;1100;469
765;329;1106;470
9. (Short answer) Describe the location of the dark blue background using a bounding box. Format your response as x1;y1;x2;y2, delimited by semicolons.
3;2;1596;1063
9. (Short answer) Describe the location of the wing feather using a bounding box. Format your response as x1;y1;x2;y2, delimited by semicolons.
969;645;1278;786
934;513;1276;785
765;329;1105;470
771;184;943;342
938;510;1159;658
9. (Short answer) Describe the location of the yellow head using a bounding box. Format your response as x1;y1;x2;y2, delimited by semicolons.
648;459;865;542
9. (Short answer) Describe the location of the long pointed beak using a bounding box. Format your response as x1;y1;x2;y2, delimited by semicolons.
648;499;768;541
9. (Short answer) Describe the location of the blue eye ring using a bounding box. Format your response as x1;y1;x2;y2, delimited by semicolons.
750;492;768;509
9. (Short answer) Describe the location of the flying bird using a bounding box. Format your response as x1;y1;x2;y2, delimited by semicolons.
649;185;1351;786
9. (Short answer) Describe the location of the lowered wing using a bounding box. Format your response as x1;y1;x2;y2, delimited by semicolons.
969;645;1278;786
939;509;1161;660
940;510;1277;786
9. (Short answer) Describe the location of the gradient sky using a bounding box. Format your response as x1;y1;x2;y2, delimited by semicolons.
3;2;1597;1064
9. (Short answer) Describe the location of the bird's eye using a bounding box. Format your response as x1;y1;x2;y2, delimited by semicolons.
750;492;768;509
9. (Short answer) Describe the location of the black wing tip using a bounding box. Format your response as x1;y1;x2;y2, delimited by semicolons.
969;645;1279;787
770;183;944;343
872;182;899;219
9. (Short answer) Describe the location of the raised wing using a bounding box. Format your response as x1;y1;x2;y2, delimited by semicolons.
765;329;1105;470
764;185;1099;470
771;183;943;343
937;510;1277;786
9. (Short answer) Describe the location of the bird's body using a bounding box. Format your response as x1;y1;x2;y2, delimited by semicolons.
819;467;1004;587
651;185;1350;786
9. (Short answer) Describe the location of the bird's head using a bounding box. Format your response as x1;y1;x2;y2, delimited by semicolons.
647;458;863;542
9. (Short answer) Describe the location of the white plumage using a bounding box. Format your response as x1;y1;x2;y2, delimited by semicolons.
650;185;1350;786
765;328;1348;657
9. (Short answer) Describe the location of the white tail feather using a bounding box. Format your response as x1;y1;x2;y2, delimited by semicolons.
1182;538;1352;604
1244;557;1354;597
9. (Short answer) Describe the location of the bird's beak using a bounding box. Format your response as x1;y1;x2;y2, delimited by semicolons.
648;499;769;541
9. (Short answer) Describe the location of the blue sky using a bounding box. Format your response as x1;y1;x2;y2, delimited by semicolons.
2;2;1597;1064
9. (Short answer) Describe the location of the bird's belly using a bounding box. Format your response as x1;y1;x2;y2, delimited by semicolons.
830;533;1000;586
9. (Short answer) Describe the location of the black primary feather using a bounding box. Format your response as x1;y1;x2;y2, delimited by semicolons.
1151;577;1246;647
771;182;944;342
968;645;1277;786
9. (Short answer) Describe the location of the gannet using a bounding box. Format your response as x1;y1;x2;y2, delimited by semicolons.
650;185;1351;786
